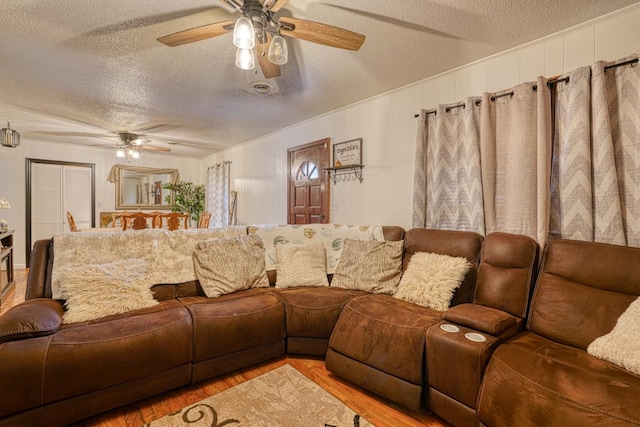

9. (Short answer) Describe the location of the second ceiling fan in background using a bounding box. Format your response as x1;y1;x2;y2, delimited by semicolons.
157;0;366;78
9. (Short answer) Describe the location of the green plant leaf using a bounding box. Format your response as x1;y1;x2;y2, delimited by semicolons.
163;181;205;223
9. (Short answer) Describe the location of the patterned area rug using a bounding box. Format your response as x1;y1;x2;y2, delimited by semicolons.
145;364;372;427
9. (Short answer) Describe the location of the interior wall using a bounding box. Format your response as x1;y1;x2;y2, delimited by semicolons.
203;4;640;230
0;140;202;268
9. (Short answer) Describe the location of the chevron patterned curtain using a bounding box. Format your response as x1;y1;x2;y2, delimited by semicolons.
412;98;485;234
551;53;640;246
205;161;231;228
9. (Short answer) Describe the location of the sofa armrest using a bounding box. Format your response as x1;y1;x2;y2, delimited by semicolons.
444;303;516;335
0;299;64;344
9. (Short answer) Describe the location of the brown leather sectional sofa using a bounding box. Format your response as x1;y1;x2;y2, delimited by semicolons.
0;226;638;426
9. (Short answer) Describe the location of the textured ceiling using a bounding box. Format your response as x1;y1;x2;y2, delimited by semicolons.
0;0;638;157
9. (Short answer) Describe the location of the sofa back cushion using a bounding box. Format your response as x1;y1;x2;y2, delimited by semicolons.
528;239;640;350
402;228;484;306
474;232;539;318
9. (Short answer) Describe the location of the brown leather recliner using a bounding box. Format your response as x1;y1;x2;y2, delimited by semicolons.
426;232;539;427
326;228;484;411
478;239;640;426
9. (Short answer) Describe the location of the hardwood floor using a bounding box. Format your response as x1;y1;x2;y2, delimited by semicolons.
4;270;447;427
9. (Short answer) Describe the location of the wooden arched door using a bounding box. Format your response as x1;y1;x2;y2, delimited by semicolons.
287;138;330;224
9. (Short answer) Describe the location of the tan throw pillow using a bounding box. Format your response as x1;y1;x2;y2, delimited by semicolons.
275;243;328;288
394;252;471;311
330;239;404;295
56;258;158;324
588;296;640;376
193;235;269;298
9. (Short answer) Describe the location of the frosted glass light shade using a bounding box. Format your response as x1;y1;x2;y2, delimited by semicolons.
116;148;125;158
268;34;288;65
236;48;255;70
0;197;10;209
233;16;255;49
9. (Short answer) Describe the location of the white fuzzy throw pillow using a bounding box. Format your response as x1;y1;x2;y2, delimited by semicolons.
587;297;640;375
57;258;158;324
394;252;471;311
275;243;328;288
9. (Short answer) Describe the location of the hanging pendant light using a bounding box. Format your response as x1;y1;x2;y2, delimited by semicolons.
233;16;255;49
236;47;255;70
268;34;288;65
1;121;20;148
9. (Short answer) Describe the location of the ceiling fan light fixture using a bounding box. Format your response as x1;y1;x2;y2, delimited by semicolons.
236;47;255;70
233;16;255;49
116;148;125;158
131;149;140;160
268;34;288;65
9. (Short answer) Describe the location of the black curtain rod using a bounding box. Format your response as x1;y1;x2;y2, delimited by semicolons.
605;57;638;70
414;57;638;117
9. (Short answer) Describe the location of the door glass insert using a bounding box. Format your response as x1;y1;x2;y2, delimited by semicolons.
296;161;319;180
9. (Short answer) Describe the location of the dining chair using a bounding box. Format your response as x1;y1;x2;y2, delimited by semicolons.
66;211;78;232
111;211;133;228
160;212;190;231
148;211;164;228
198;211;211;229
121;212;158;230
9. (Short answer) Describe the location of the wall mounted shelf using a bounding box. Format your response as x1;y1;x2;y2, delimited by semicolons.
325;165;364;184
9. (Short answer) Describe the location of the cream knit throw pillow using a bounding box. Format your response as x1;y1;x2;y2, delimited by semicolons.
193;235;269;298
588;296;640;375
330;239;404;295
394;252;470;311
275;243;328;288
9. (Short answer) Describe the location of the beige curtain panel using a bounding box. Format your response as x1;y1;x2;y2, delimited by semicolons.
413;50;640;247
480;78;552;246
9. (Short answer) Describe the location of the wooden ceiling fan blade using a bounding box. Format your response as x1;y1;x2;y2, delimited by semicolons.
157;20;235;47
30;130;116;138
257;32;281;78
219;0;243;12
261;0;288;12
141;145;171;153
278;17;365;51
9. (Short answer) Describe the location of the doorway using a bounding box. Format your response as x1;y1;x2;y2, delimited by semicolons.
288;138;330;224
26;159;95;264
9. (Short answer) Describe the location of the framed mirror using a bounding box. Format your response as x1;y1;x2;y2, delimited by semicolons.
108;165;179;210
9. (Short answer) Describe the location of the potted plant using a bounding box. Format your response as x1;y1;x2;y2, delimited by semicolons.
163;181;205;226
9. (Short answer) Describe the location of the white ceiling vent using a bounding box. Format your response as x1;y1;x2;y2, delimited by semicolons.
251;82;274;95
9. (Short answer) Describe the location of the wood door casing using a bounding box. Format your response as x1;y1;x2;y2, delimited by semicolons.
288;138;330;224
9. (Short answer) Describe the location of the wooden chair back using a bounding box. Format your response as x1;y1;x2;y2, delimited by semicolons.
121;212;158;230
66;211;78;232
111;211;133;228
160;212;190;231
148;211;164;228
198;211;211;229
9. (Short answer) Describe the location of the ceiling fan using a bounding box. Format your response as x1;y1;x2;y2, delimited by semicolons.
157;0;366;78
115;132;171;160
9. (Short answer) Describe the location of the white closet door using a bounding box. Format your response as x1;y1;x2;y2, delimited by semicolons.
63;166;92;230
31;163;63;241
31;163;93;241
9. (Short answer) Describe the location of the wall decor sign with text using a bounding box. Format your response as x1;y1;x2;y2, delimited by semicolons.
332;138;362;167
